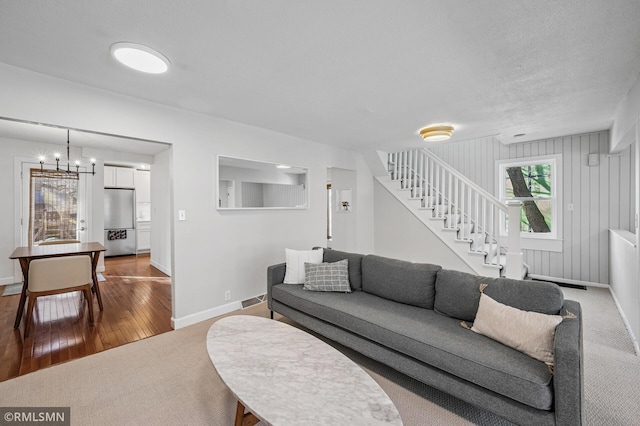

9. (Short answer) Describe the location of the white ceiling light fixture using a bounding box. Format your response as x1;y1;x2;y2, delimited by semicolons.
419;124;455;142
110;42;170;74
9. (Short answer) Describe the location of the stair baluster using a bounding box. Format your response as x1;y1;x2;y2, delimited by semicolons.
385;149;525;279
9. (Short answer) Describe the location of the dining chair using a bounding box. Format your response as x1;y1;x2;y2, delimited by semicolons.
35;239;103;310
24;255;94;338
38;239;81;245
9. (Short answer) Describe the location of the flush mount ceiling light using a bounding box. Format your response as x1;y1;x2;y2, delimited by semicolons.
110;42;170;74
276;164;292;169
419;125;455;142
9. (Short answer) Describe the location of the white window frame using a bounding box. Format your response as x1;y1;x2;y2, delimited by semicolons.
496;154;563;252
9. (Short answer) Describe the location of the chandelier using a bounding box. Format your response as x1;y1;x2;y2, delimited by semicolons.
39;130;96;175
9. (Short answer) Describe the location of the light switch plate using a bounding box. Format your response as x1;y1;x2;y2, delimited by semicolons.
178;210;186;221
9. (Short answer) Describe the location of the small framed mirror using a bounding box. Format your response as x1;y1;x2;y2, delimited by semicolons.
217;156;309;210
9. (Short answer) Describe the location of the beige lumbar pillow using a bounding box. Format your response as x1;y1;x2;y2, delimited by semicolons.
470;289;563;365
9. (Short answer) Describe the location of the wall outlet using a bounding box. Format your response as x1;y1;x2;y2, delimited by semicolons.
224;290;231;301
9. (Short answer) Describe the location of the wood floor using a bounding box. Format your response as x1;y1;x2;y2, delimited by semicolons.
0;254;172;383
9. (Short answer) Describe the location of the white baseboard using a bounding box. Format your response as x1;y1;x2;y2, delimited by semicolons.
527;274;609;288
171;301;242;329
608;288;640;356
150;259;171;276
0;276;16;286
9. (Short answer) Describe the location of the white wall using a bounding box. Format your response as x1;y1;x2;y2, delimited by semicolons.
609;230;639;353
428;131;634;285
610;73;640;353
0;63;374;328
612;73;640;152
150;148;172;276
374;180;475;272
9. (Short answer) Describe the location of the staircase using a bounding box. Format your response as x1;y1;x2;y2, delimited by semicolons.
378;149;527;279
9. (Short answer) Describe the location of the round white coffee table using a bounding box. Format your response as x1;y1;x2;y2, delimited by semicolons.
207;315;403;426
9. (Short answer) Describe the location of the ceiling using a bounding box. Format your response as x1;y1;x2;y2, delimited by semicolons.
1;1;640;153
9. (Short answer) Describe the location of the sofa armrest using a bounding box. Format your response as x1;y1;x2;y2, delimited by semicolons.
267;263;286;310
553;299;583;426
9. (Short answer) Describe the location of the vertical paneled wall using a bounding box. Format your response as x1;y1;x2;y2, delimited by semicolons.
428;130;636;285
263;183;305;207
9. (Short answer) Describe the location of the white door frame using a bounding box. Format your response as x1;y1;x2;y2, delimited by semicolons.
13;157;93;282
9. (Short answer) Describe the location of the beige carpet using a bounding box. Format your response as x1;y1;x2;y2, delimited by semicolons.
0;287;637;425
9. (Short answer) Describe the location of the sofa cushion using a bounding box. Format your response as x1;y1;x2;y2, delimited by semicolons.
471;292;563;364
271;283;554;410
323;249;364;291
434;269;564;322
283;248;323;284
303;260;351;293
361;255;440;309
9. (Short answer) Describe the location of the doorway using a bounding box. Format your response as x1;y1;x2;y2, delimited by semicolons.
326;167;357;252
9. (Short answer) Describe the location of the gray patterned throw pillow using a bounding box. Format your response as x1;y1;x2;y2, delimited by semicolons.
303;259;351;292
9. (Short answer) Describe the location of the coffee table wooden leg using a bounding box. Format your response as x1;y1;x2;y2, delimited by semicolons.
234;401;260;426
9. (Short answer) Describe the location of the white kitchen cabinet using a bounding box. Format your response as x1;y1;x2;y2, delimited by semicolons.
137;221;151;252
104;166;135;188
135;170;151;202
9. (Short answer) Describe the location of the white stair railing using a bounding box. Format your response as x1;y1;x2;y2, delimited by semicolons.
388;149;523;278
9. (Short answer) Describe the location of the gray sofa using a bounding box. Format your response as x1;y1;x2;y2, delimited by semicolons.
267;249;583;425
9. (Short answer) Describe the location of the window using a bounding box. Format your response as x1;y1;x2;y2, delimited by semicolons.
29;169;79;245
497;155;562;250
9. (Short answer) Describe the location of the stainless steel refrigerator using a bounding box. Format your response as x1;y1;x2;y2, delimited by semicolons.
104;188;136;256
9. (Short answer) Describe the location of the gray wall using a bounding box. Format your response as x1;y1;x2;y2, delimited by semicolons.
427;131;636;285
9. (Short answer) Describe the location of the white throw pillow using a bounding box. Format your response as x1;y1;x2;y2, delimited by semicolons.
471;292;563;365
283;248;323;284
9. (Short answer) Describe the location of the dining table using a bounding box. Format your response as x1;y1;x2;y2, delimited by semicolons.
9;241;106;329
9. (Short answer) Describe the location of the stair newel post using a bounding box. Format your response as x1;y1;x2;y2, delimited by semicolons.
415;149;419;196
400;151;405;188
435;163;440;216
505;201;524;279
494;205;501;266
412;149;416;193
486;203;495;265
474;193;480;253
399;151;404;187
429;158;434;208
447;172;452;227
454;177;459;229
481;197;487;254
423;154;429;206
404;150;409;189
394;152;398;181
409;150;416;193
418;151;423;204
441;166;446;219
460;182;466;240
